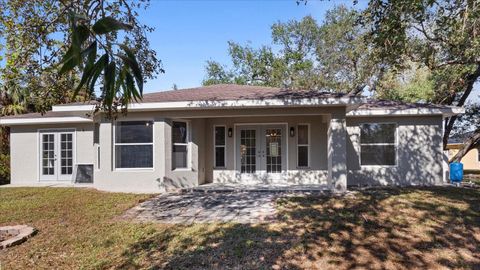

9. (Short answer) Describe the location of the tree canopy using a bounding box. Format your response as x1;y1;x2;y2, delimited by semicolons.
362;0;480;159
0;0;163;115
203;6;383;94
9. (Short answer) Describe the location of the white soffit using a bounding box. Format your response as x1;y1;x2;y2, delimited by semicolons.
347;107;465;117
51;97;366;112
0;117;92;126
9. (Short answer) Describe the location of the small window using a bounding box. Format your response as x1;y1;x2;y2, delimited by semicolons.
214;126;226;168
297;124;309;167
93;123;100;144
172;121;189;170
360;123;396;166
115;121;153;169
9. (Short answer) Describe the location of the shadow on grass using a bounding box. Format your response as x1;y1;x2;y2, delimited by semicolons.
116;187;480;269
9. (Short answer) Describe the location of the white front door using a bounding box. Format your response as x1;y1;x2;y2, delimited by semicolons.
39;130;75;181
236;125;286;183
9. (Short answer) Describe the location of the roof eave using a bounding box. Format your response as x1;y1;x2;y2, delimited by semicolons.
52;97;366;112
0;117;93;126
347;107;465;117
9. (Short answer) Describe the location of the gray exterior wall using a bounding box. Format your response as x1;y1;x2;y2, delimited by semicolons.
7;107;446;193
346;115;445;186
9;123;94;185
203;115;329;185
93;112;206;193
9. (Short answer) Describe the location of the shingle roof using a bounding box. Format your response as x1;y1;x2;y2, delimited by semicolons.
55;84;347;106
141;84;345;102
1;111;90;119
0;85;462;120
448;131;476;144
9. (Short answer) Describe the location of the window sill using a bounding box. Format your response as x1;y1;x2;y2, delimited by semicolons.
172;168;192;172
114;168;155;172
213;167;227;170
360;165;397;168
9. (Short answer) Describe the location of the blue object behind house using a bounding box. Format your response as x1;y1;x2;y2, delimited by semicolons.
449;162;463;183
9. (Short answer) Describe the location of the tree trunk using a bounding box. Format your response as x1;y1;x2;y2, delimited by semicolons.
449;129;480;163
442;63;480;149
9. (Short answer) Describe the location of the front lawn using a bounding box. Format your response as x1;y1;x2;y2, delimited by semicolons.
0;186;479;269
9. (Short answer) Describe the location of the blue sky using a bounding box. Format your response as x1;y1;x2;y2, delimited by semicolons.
141;0;366;93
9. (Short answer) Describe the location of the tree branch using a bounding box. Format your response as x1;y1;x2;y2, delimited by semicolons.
449;129;480;163
443;63;480;149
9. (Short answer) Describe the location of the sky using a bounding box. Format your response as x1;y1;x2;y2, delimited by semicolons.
141;0;367;93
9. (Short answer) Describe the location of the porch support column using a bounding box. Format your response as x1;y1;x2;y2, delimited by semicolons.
328;114;347;192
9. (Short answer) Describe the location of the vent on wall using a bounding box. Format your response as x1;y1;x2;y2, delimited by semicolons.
73;164;94;184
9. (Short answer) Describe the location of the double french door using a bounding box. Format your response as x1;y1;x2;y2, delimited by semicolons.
39;130;75;181
236;125;286;182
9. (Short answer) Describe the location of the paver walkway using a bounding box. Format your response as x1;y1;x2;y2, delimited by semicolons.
123;191;280;224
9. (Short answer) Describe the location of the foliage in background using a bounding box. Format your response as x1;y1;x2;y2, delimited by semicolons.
204;6;384;94
0;153;9;184
362;0;480;156
376;62;435;103
0;0;163;114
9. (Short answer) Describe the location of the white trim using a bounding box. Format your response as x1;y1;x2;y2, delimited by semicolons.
1;117;92;125
51;97;365;112
348;107;464;117
296;123;310;168
171;119;191;171
113;120;155;171
359;122;398;168
37;128;76;182
233;122;289;179
213;125;227;169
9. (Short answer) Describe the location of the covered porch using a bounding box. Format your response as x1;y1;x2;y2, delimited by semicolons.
164;106;349;192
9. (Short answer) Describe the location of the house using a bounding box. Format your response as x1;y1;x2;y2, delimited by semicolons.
447;132;480;172
0;84;463;193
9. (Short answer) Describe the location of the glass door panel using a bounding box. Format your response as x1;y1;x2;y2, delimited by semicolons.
265;128;282;173
240;129;257;174
41;133;56;179
60;133;74;177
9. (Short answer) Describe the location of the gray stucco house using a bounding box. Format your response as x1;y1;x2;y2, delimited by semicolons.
0;84;463;193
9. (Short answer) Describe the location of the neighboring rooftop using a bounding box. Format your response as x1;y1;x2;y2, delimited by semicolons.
448;131;476;144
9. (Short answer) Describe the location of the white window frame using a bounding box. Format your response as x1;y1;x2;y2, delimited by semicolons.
359;122;398;167
113;120;154;171
172;120;190;171
37;128;77;182
213;125;227;168
297;123;310;168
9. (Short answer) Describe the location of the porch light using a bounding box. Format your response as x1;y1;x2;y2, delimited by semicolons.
290;127;295;137
228;128;233;137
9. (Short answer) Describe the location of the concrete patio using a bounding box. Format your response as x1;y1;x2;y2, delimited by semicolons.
122;191;282;224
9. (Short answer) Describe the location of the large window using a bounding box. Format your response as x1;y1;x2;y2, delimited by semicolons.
360;123;396;166
115;121;153;169
214;126;226;168
172;121;189;169
297;124;309;167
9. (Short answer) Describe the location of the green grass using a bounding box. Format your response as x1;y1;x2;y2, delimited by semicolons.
0;186;479;269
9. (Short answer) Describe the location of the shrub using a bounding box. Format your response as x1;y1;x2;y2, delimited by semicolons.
0;154;10;184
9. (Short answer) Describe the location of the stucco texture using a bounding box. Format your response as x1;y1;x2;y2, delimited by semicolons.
346;116;445;186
